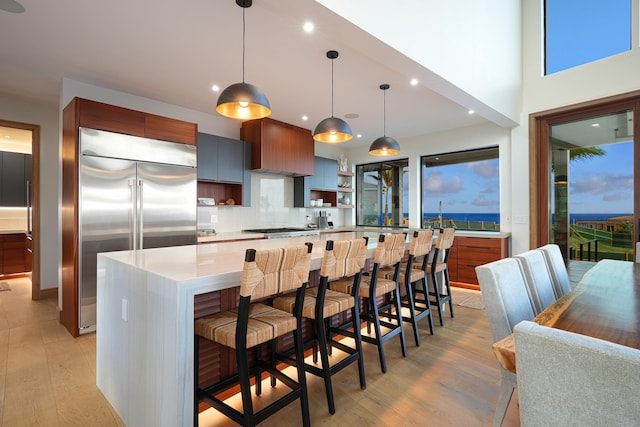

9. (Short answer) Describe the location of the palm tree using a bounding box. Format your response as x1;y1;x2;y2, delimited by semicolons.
569;146;606;161
371;169;394;225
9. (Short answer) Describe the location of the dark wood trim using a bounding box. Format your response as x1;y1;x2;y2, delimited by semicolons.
0;119;40;301
530;90;640;250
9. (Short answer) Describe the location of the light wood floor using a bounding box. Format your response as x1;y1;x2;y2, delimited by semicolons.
0;276;529;427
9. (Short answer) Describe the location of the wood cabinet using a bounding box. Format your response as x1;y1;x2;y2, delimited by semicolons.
448;235;510;289
0;233;30;275
240;117;314;176
61;97;198;337
73;98;197;145
197;132;251;206
0;152;32;207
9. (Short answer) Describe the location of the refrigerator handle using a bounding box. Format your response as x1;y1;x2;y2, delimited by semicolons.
138;178;144;249
129;179;137;250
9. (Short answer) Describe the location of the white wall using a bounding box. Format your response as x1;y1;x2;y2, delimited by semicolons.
316;0;522;126
0;93;60;290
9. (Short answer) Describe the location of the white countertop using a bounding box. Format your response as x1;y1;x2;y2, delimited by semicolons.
101;231;383;286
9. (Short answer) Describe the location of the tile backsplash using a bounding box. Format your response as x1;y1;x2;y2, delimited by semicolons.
197;172;348;232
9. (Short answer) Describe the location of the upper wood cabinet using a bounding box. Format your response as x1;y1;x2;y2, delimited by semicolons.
72;98;197;145
240;117;314;176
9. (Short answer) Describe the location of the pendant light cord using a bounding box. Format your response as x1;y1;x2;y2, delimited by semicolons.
242;6;246;83
383;88;387;136
331;57;335;117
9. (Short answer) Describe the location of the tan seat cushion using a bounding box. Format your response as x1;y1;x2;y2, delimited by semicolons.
195;303;297;349
381;266;424;283
357;276;397;298
273;288;355;319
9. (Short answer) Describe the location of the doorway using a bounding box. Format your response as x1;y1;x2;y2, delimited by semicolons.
530;91;640;263
0;119;40;300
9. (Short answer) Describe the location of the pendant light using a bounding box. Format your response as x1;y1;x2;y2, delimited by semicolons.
313;50;352;143
369;84;401;156
216;0;271;120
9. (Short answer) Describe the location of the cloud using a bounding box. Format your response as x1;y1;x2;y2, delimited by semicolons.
472;196;499;207
602;192;631;202
572;174;633;195
468;160;499;178
424;171;463;194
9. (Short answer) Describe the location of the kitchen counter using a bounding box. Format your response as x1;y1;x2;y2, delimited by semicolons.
96;231;388;426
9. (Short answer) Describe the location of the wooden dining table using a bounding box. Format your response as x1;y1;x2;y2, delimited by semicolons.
492;259;640;374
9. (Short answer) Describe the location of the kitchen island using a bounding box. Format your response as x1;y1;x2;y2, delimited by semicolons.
96;231;382;427
96;229;509;426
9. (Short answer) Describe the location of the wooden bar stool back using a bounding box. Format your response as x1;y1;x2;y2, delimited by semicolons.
383;229;435;346
273;237;368;414
426;227;455;326
194;243;313;427
332;233;407;373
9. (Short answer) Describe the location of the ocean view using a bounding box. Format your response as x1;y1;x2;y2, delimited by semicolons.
418;213;634;224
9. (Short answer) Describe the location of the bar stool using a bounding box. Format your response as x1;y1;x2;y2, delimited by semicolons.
333;233;407;373
425;227;455;326
193;243;313;427
272;237;368;414
383;229;435;346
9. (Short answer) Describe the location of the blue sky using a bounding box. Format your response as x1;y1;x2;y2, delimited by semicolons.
569;142;633;214
422;159;500;214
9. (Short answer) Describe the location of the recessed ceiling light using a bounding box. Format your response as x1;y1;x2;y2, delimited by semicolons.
302;115;308;121
410;78;418;86
468;109;475;115
211;85;220;92
303;22;314;33
591;123;600;127
344;113;359;119
435;157;440;160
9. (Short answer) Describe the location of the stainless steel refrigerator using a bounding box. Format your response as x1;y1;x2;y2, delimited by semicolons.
78;127;197;334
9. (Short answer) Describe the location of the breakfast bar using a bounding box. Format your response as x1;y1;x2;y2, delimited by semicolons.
95;231;383;427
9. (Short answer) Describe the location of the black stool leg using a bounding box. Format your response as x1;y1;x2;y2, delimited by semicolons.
370;297;388;373
430;269;445;326
315;315;336;414
393;284;407;357
294;324;311;427
236;345;255;427
352;300;366;390
444;269;455;318
405;280;421;346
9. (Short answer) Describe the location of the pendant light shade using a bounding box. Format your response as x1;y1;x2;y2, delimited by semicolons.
216;0;271;120
313;50;352;143
369;84;400;156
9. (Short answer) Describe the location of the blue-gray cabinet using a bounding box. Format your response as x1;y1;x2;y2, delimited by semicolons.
0;152;32;207
197;133;251;206
294;156;338;207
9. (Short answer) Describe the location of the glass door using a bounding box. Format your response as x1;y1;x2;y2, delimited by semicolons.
549;110;634;261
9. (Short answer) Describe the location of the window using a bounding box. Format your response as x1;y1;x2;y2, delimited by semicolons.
421;147;499;231
545;0;631;74
356;159;409;227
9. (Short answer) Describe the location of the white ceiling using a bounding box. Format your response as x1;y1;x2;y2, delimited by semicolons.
0;0;488;148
